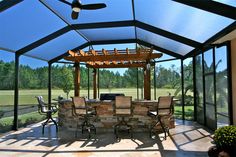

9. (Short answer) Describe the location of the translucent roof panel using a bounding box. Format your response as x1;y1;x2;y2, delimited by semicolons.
134;0;234;43
137;28;194;56
25;31;87;61
154;51;176;61
42;0;133;24
79;27;135;41
0;0;66;51
213;0;236;7
91;43;136;51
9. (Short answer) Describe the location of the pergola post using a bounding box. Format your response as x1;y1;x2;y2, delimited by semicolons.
144;62;151;100
87;68;90;99
74;62;80;97
13;54;20;130
93;68;97;99
136;68;139;100
154;63;157;100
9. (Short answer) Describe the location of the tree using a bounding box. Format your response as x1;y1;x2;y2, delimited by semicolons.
59;66;73;99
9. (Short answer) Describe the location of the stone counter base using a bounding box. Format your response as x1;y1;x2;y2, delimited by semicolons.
58;100;175;134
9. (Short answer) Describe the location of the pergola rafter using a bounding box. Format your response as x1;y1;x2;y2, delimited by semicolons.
64;48;162;63
49;39;183;64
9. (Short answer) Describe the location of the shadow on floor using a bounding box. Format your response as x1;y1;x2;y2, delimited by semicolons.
0;120;213;157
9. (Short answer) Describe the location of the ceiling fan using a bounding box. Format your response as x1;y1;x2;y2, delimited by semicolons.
58;0;106;20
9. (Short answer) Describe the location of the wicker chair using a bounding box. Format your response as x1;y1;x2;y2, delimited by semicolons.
148;96;174;139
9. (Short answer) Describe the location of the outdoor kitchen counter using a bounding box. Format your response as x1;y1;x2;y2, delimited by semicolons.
58;99;174;132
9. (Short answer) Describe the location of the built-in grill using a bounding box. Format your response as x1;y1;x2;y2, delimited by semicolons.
100;93;125;101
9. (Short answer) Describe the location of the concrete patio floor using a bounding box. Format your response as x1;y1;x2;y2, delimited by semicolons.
0;120;213;157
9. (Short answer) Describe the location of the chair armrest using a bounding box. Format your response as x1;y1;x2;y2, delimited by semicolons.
50;103;58;110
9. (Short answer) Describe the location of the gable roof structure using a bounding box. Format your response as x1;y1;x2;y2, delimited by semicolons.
1;0;236;63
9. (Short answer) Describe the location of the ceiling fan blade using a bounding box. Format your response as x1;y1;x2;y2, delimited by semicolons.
58;0;72;6
80;3;106;10
71;11;79;19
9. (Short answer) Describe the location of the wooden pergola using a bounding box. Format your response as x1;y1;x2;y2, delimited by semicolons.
64;48;162;100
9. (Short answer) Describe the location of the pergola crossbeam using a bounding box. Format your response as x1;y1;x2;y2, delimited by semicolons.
86;62;146;68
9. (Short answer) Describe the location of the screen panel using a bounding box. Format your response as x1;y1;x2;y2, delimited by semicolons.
137;28;194;56
25;31;87;61
0;0;66;51
79;27;135;41
213;0;236;7
134;0;234;43
42;0;133;24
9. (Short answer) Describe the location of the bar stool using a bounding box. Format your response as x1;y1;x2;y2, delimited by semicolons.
35;96;58;134
114;96;133;139
72;97;96;138
148;96;174;140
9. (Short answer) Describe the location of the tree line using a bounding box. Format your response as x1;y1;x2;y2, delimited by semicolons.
0;60;181;90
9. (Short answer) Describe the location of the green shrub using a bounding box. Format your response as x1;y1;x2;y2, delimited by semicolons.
0;111;4;118
213;126;236;149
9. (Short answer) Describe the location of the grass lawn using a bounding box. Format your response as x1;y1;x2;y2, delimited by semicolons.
175;105;194;120
0;88;177;105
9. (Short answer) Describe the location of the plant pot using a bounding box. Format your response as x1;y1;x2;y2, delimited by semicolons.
208;146;236;157
208;146;219;157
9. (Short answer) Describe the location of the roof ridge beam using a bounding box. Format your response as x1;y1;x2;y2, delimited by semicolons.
72;20;134;29
173;0;236;20
16;26;71;56
136;20;202;48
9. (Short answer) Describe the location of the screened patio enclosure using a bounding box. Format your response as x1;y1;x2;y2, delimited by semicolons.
1;0;236;131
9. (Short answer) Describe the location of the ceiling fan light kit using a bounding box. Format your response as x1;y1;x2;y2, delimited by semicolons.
59;0;106;19
72;7;80;12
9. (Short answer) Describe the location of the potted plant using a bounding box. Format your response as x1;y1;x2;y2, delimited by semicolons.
208;125;236;157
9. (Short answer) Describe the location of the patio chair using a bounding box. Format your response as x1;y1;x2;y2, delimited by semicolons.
35;96;58;134
148;96;174;140
72;97;96;138
114;96;133;139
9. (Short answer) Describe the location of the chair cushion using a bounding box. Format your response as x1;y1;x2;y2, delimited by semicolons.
75;109;86;115
116;109;131;115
